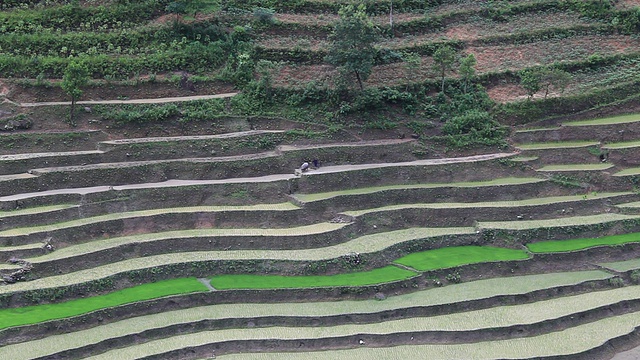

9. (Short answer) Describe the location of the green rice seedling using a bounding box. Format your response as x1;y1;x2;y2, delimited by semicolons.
601;258;640;272
209;266;417;290
0;270;613;354
513;126;562;133
0;203;300;237
618;201;640;209
528;232;640;253
0;204;78;217
23;222;349;264
394;246;529;271
294;177;545;202
536;163;614;172
0;278;207;330
563;113;640;126
603;140;640;149
614;168;640;176
478;213;640;231
82;293;640;360
509;156;538;162
515;141;600;150
343;192;631;216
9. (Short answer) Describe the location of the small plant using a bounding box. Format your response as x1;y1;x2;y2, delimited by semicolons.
445;271;461;284
631;270;640;284
253;7;275;24
608;277;625;287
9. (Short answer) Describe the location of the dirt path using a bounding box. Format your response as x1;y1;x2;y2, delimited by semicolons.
12;93;238;107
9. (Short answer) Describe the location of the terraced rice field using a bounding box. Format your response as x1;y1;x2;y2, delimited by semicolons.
0;110;638;360
3;1;640;359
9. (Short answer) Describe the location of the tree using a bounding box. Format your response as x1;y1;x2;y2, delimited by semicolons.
519;69;542;99
540;68;571;99
403;52;422;90
165;1;187;24
325;4;379;90
432;45;456;93
458;53;476;94
61;59;89;126
520;67;571;99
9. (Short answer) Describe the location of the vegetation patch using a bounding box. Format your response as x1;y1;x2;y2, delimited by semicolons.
209;266;417;289
294;177;546;202
516;140;600;150
0;278;207;330
478;213;640;231
603;140;640;149
563;113;640;126
394;246;529;272
536;163;613;171
528;232;640;253
614;168;640;176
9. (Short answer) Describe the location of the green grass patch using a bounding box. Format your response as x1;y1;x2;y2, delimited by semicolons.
614;168;640;176
394;246;529;271
603;140;640;149
0;278;207;330
528;232;640;253
536;163;613;172
563;113;640;126
209;266;417;290
516;141;600;150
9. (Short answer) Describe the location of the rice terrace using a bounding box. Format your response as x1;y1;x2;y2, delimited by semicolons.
3;0;640;359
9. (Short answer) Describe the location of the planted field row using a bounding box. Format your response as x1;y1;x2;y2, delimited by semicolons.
271;34;640;88
257;10;600;53
0;270;615;358
0;0;166;34
211;310;640;359
79;294;640;360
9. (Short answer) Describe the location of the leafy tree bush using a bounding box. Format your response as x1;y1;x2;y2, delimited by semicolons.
325;4;380;90
432;45;456;93
61;59;89;126
253;7;275;24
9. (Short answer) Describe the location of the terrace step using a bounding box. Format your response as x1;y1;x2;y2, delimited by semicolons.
0;203;323;248
95;130;288;161
512;114;640;143
0;131;108;154
0;152;521;197
69;287;640;360
0;270;614;356
477;213;640;232
340;192;634;226
0;227;475;277
0;151;105;176
535;163;614;172
613;167;640;177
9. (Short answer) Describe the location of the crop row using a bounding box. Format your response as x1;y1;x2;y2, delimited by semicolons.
0;0;168;34
0;270;614;358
